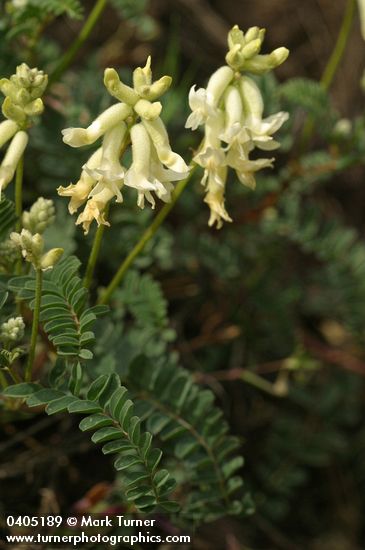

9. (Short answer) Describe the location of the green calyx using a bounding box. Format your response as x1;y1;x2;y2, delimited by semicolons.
225;25;289;73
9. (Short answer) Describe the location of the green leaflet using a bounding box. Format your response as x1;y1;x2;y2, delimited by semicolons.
2;375;178;514
127;356;251;521
8;256;107;361
9;256;107;361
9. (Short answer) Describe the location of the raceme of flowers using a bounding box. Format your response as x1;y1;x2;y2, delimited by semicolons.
58;57;190;234
0;63;47;197
186;25;289;228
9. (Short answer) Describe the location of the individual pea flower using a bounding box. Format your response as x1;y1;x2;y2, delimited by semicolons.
10;229;63;271
75;125;126;233
0;130;28;197
22;197;56;234
187;24;289;227
0;316;25;344
125;123;179;209
57;148;103;214
59;57;189;233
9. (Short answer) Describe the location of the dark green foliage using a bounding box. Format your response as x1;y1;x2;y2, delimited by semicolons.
3;375;178;513
127;356;253;521
0;197;16;240
8;256;103;361
4;0;83;41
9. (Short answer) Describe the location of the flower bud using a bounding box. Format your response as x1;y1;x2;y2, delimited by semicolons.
245;26;265;45
2;97;27;125
242;47;289;74
0;316;25;343
133;56;152;90
138;76;172;101
104;68;139;106
241;38;262;60
227;25;245;49
22;197;56;234
40;248;64;270
134;99;162;120
23;98;44;116
10;229;44;268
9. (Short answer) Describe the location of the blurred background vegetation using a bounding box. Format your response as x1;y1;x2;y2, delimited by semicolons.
1;0;365;548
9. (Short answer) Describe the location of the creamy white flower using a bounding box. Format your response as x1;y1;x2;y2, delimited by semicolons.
227;148;274;189
85;124;126;203
57;148;103;213
239;76;288;150
0;130;28;196
246;111;289;150
62;103;131;147
125;123;180;209
0;120;19;149
76;187;114;234
204;165;232;229
185;86;216;130
142;117;190;174
206;66;234;107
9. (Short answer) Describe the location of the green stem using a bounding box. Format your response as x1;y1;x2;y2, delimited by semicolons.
240;371;285;397
321;0;356;91
25;268;43;382
15;156;23;232
300;0;355;150
99;167;195;305
48;0;108;87
0;371;8;389
83;205;109;290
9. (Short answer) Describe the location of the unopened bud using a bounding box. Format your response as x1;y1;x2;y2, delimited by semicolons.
22;197;56;234
104;68;139;106
40;248;64;270
0;316;25;343
134;99;162;120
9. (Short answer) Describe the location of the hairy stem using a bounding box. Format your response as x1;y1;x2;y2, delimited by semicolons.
99;167;195;305
25;268;43;382
48;0;108;86
300;0;356;150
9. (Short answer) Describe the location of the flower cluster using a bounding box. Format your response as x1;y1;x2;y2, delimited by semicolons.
22;197;56;234
0;64;47;196
186;25;289;228
58;57;189;234
0;316;25;344
10;229;63;271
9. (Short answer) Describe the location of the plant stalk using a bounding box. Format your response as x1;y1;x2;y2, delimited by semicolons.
48;0;108;87
25;268;43;382
300;0;356;150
